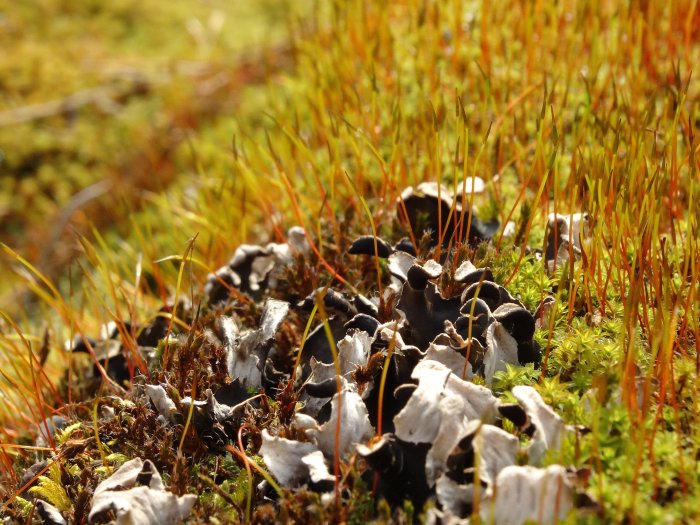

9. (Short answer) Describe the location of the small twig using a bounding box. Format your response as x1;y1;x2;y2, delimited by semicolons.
36;179;113;273
0;86;131;128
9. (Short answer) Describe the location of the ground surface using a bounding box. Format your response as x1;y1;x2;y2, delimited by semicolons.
1;1;699;523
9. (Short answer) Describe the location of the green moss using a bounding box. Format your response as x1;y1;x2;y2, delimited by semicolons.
1;0;699;523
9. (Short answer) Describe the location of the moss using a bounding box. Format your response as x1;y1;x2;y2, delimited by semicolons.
2;0;700;523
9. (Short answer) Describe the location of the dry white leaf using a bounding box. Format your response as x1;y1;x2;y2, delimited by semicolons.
300;360;336;417
435;474;475;518
435;418;524;516
88;458;195;525
293;412;318;432
374;320;407;348
434;422;519;517
424;343;473;380
286;226;310;256
180;388;236;425
308;378;374;459
258;299;290;342
501;220;516;238
410;179;485;206
219;316;261;388
226;340;262;388
422;259;443;278
453;260;477;282
300;450;335;488
231;245;272;292
224;299;289;388
470;422;519;486
259;429;319;487
336;330;372;372
308;330;372;387
144;384;177;423
512;385;567;464
393;360;498;483
36;500;67;525
259;430;336;490
544;212;590;274
480;465;577;525
305;330;373;414
483;321;519;385
455;176;485;195
217;315;240;348
424;507;471;525
388;251;416;281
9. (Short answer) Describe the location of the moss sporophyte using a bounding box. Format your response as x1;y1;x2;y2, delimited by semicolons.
1;1;698;523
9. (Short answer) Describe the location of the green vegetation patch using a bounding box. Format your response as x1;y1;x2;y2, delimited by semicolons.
1;1;699;523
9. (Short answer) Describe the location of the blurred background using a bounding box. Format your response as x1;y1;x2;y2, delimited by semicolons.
0;0;312;313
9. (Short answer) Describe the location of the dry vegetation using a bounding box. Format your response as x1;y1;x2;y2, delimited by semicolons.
1;0;699;523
